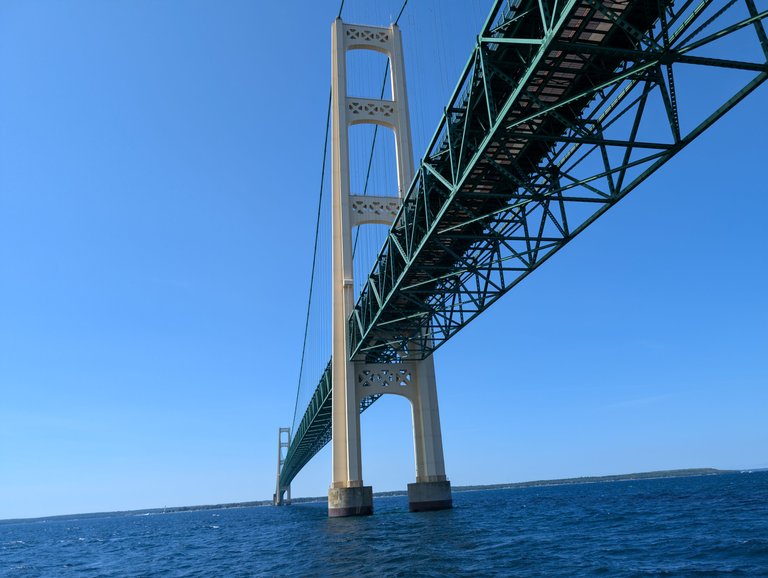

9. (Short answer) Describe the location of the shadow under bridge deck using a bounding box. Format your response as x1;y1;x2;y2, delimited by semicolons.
279;0;768;489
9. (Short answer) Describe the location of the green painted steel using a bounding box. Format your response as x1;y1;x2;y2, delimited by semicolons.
280;360;332;488
279;358;378;488
280;0;768;488
349;0;768;362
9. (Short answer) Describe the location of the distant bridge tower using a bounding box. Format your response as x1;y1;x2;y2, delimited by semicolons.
273;427;291;506
328;18;452;517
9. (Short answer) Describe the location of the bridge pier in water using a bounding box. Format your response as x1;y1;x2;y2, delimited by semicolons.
328;18;452;517
277;0;768;519
273;428;291;506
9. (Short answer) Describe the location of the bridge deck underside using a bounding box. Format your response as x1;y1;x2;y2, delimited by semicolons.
349;0;767;361
351;0;664;362
281;0;767;487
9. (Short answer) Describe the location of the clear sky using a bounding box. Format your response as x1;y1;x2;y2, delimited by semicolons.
1;0;766;520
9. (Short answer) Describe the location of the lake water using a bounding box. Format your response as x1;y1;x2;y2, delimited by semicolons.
2;471;767;576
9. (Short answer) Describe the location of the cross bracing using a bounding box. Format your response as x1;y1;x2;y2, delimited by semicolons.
350;0;768;361
280;0;768;489
280;358;382;488
280;360;332;489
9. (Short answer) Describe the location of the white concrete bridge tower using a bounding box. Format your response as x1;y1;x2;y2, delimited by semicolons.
328;18;452;517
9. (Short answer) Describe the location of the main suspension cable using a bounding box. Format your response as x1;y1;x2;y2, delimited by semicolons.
291;0;409;431
352;61;390;259
291;88;332;431
351;0;409;259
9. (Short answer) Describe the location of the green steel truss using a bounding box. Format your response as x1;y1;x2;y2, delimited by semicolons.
279;359;380;488
280;0;768;488
350;0;768;361
280;360;332;488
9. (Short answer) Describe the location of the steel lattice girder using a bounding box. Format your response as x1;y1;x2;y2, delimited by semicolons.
279;360;332;488
281;0;768;486
279;358;380;488
348;0;768;362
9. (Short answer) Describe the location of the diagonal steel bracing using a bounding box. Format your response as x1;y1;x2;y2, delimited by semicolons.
349;0;768;361
280;0;768;488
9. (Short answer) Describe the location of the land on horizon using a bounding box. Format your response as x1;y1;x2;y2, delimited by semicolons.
2;467;751;524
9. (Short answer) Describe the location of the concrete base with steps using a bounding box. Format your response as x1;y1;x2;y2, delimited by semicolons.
407;480;453;512
328;485;373;517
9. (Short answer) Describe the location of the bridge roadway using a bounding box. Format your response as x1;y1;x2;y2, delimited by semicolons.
280;0;768;489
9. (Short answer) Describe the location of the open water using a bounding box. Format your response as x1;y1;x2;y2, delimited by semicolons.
1;471;767;577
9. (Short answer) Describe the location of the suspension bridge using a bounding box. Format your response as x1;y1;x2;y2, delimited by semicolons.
274;0;768;516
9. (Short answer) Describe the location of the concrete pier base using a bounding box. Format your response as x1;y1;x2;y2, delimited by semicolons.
328;486;373;517
273;494;291;506
407;480;453;512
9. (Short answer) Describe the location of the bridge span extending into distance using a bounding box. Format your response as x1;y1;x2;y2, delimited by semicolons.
274;0;768;516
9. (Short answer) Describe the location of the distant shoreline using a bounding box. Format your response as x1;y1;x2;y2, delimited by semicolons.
2;467;757;523
290;467;740;503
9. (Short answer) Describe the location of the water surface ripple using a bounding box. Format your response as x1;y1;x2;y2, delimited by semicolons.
2;471;767;576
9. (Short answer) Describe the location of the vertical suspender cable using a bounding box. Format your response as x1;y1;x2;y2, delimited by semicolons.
352;62;390;258
291;89;332;431
290;0;408;435
290;0;347;434
351;0;408;259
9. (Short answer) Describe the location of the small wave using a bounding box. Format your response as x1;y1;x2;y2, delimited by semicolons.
2;471;763;576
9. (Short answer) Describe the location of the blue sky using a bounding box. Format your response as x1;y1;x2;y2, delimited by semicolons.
1;0;766;520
